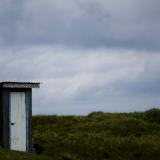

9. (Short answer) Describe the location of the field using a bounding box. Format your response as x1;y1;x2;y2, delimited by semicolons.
1;108;160;160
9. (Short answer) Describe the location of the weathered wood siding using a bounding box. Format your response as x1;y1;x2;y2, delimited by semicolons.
0;87;32;152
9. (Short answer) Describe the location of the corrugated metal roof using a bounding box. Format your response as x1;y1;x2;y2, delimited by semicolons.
2;81;41;84
0;81;41;88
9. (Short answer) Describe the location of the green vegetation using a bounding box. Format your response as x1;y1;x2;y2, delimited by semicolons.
1;108;160;160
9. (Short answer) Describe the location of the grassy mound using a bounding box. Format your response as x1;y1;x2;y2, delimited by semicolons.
1;108;160;160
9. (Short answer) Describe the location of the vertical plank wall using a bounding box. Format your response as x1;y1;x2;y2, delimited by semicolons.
0;88;32;152
10;92;26;151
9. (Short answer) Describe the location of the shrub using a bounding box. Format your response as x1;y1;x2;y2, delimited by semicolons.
144;108;160;123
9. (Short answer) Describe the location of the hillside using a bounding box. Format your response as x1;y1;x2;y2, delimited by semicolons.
1;108;160;160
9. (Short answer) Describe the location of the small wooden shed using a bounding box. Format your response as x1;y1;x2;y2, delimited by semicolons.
0;81;40;152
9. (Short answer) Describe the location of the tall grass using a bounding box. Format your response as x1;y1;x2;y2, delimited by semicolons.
1;108;160;160
32;108;160;160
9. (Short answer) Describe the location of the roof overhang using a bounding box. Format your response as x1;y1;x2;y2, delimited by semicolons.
0;82;40;88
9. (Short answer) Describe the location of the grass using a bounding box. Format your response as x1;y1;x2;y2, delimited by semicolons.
1;108;160;160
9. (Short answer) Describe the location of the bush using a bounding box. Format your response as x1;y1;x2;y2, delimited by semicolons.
144;108;160;123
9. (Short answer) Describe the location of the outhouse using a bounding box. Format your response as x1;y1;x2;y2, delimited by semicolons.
0;81;40;152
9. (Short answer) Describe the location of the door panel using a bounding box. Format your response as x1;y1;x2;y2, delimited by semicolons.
10;92;26;151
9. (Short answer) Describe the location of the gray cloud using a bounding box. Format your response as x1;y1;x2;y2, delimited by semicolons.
0;47;160;114
0;0;160;50
0;1;160;114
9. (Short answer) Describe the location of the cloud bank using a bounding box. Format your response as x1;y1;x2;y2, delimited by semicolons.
0;0;160;114
0;46;160;114
0;0;160;50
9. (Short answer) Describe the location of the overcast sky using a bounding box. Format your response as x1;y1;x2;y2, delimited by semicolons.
0;0;160;115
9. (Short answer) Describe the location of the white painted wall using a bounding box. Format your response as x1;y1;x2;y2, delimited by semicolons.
10;92;26;151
